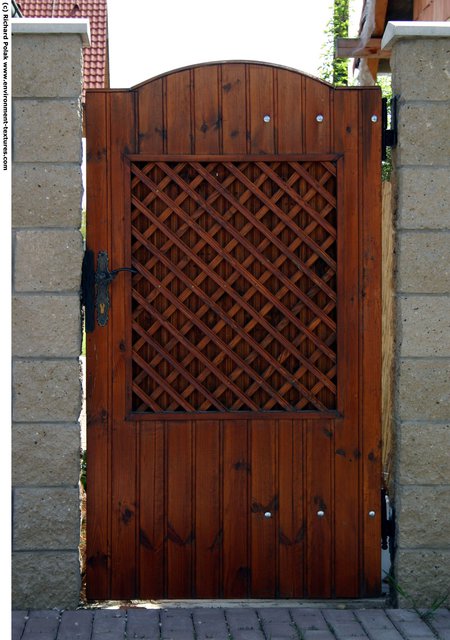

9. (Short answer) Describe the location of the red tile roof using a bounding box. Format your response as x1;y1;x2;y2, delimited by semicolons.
17;0;108;98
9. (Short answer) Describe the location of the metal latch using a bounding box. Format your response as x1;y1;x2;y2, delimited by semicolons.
382;96;397;161
81;249;137;331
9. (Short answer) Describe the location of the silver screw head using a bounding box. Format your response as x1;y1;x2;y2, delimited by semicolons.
371;115;378;123
316;114;324;123
264;511;272;519
263;114;271;123
369;510;376;518
317;510;325;517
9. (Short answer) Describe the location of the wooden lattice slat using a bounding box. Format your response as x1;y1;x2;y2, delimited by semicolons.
130;160;337;412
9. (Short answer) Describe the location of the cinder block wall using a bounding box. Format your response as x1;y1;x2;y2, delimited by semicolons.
387;24;450;606
12;22;88;609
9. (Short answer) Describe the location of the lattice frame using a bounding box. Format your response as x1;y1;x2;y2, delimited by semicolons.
129;159;337;413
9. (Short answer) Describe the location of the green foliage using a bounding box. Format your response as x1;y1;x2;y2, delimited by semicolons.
378;75;393;182
319;0;349;86
80;449;87;492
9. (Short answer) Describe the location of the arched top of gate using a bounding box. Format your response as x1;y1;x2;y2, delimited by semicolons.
131;60;333;91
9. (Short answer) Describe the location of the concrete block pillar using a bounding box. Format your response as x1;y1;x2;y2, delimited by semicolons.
382;22;450;606
11;19;90;609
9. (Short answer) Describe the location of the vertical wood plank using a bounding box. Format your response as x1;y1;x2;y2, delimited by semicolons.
251;418;277;597
276;69;304;154
333;90;361;597
304;76;332;153
248;65;276;154
166;420;194;597
360;88;382;597
193;66;221;154
278;418;305;597
166;70;193;154
223;420;249;597
137;78;165;154
221;63;247;154
110;90;138;599
194;420;221;597
139;421;165;598
305;419;333;598
85;90;110;600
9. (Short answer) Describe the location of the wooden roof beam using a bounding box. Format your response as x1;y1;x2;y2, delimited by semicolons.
335;37;391;58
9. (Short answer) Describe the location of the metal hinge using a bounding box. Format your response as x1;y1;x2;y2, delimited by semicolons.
382;96;398;161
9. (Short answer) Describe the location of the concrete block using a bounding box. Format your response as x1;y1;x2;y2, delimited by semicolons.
12;551;81;609
395;549;450;608
397;232;450;293
13;359;82;422
13;295;81;357
392;39;450;101
13;99;82;163
13;487;80;550
12;34;82;98
398;295;450;357
14;229;83;292
397;168;450;230
12;163;83;228
12;423;80;486
396;102;450;166
399;423;450;485
397;485;450;548
397;358;450;421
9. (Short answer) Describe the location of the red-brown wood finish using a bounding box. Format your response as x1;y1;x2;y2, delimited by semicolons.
86;62;381;600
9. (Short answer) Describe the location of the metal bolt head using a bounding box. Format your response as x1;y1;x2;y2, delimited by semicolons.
263;114;271;123
317;510;325;517
371;115;378;123
264;511;272;519
369;510;376;518
316;114;324;123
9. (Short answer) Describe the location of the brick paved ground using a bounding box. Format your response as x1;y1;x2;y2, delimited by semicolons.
11;607;450;640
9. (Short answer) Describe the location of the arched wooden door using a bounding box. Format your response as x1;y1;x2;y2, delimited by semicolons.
85;62;381;600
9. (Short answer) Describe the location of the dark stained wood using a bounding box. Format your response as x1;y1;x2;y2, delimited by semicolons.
85;62;382;601
223;420;249;597
251;419;277;596
166;420;193;597
305;419;333;598
333;90;361;597
194;420;221;597
139;421;165;598
278;419;305;597
109;91;138;598
360;89;382;597
85;91;110;600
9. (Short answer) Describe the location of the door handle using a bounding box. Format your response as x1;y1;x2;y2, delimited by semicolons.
81;249;137;331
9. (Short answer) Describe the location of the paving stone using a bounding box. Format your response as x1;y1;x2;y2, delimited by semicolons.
192;608;229;639
22;610;61;639
58;610;94;640
386;609;436;638
160;609;194;634
302;632;336;640
321;610;368;639
126;608;160;639
91;610;126;639
225;609;265;638
262;621;299;638
290;608;329;630
354;610;404;640
257;607;293;624
12;611;29;640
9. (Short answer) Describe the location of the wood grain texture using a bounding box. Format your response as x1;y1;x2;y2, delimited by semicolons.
85;64;382;601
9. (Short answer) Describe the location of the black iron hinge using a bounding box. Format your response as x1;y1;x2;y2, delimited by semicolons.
382;96;398;161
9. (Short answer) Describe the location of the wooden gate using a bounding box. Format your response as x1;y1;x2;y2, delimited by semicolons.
85;62;381;600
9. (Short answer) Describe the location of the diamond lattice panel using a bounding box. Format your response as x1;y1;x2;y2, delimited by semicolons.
130;160;337;413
